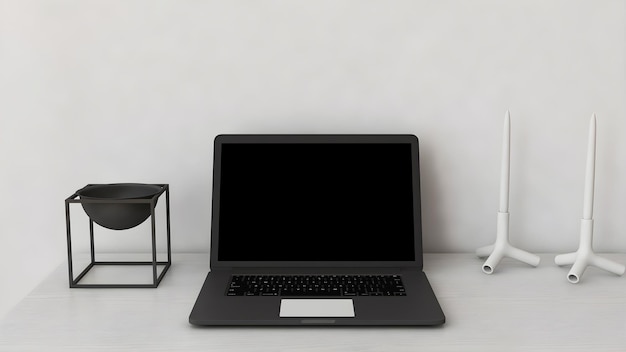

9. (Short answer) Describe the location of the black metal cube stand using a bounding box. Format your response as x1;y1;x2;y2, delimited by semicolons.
65;184;171;288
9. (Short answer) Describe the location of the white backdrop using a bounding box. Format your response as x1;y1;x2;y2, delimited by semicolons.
1;0;624;317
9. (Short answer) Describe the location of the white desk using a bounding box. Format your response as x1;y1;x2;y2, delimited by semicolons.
1;253;625;351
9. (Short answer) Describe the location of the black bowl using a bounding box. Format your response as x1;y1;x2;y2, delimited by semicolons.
77;183;163;230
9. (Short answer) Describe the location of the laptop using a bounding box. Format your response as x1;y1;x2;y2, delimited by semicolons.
189;134;445;326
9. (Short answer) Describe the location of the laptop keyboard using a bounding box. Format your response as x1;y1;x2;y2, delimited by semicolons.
226;274;406;297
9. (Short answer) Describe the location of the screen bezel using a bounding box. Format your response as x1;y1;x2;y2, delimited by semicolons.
210;134;423;269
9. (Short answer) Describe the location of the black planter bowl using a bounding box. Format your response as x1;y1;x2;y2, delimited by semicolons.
77;183;164;230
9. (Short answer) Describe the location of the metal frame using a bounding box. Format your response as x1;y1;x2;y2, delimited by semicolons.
65;184;171;288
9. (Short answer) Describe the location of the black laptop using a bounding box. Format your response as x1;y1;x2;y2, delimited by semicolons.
189;134;445;326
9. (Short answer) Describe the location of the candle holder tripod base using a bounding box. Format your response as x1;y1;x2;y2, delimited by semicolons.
555;219;625;284
477;212;541;274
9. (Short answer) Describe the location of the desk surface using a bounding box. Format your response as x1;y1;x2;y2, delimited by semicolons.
1;253;626;352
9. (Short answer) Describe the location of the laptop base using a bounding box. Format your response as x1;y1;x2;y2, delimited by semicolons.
189;268;445;326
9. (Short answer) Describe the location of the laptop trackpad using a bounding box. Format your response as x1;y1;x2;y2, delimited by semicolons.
279;299;355;318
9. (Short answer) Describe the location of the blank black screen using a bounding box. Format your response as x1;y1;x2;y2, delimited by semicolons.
216;142;416;261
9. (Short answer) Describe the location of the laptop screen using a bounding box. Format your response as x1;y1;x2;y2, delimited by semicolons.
212;135;421;263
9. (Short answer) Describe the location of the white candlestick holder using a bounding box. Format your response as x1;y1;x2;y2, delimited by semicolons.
476;111;540;274
554;114;625;283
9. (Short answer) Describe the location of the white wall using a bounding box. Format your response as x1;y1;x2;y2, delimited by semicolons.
1;0;624;318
